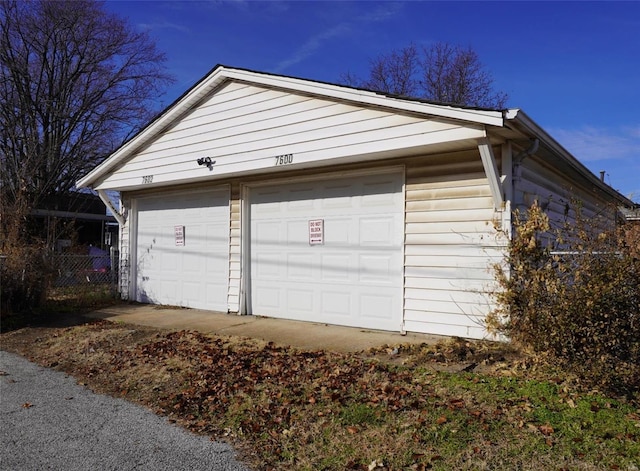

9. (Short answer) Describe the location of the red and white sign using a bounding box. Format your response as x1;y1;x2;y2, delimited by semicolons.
174;225;185;246
309;219;324;245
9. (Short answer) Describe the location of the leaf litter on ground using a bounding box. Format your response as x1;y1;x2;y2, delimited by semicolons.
1;318;638;471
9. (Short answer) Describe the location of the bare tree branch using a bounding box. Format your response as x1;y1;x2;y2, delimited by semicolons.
0;0;173;219
342;42;508;108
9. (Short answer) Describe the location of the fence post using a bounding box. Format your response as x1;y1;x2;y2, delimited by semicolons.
0;255;6;312
109;247;118;295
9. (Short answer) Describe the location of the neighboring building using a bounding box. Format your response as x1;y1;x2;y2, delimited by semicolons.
30;192;117;251
620;206;640;223
77;65;634;339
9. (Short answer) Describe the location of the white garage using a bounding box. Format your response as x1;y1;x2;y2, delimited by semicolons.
134;187;229;311
248;171;404;331
76;65;633;339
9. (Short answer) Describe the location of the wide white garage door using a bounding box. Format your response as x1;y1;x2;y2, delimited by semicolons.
249;171;404;331
135;188;229;311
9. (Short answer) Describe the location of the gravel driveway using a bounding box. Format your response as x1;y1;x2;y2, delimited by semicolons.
0;350;250;470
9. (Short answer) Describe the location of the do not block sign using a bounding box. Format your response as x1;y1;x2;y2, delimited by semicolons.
309;219;324;245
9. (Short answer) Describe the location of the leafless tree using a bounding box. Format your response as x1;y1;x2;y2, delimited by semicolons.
358;44;420;97
0;0;172;227
342;42;508;108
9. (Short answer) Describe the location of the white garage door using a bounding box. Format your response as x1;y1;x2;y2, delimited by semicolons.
135;188;229;311
249;171;404;331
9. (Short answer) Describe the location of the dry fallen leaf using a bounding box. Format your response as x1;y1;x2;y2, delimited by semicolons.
436;416;448;425
539;424;554;436
22;402;33;409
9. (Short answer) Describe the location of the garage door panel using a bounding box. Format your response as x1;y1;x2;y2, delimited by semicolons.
182;281;201;302
287;192;315;210
161;252;178;271
251;188;282;209
255;253;281;278
320;254;351;281
288;289;314;312
287;254;314;279
135;188;229;311
254;285;280;309
159;281;176;301
206;223;229;247
360;293;395;319
362;190;397;207
205;252;228;273
323;218;351;244
321;190;352;208
321;291;352;317
359;254;394;283
250;172;403;331
184;225;202;247
206;284;228;306
360;217;396;246
255;221;280;244
286;220;307;243
182;252;202;272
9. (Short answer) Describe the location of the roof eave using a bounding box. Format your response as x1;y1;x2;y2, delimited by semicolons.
504;109;635;208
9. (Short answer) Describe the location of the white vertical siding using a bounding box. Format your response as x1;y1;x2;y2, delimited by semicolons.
402;151;504;339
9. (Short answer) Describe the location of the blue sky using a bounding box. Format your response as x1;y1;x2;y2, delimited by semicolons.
105;1;640;202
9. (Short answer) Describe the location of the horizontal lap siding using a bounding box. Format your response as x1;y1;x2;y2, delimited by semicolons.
228;183;241;312
516;158;616;229
403;151;504;338
119;195;131;299
99;82;471;189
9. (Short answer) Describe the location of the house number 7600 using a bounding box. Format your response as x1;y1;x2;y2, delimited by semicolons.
274;154;293;165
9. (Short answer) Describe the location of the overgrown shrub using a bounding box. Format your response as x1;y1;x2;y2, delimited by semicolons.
489;202;640;396
0;242;54;325
0;198;54;327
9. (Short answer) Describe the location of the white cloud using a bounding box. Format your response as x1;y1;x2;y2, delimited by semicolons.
550;125;640;162
274;23;351;73
138;21;191;34
359;2;403;22
274;3;402;73
549;125;640;201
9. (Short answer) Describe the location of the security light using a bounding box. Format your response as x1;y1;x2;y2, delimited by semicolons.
196;156;215;170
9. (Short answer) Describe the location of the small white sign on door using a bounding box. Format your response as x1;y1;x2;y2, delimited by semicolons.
175;225;185;246
309;219;324;245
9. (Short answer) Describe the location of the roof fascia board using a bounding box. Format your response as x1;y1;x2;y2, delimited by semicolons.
77;66;504;189
505;109;634;207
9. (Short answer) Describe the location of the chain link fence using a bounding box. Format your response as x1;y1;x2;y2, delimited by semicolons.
52;248;119;293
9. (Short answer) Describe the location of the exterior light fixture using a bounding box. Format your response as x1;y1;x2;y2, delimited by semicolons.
196;156;215;170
